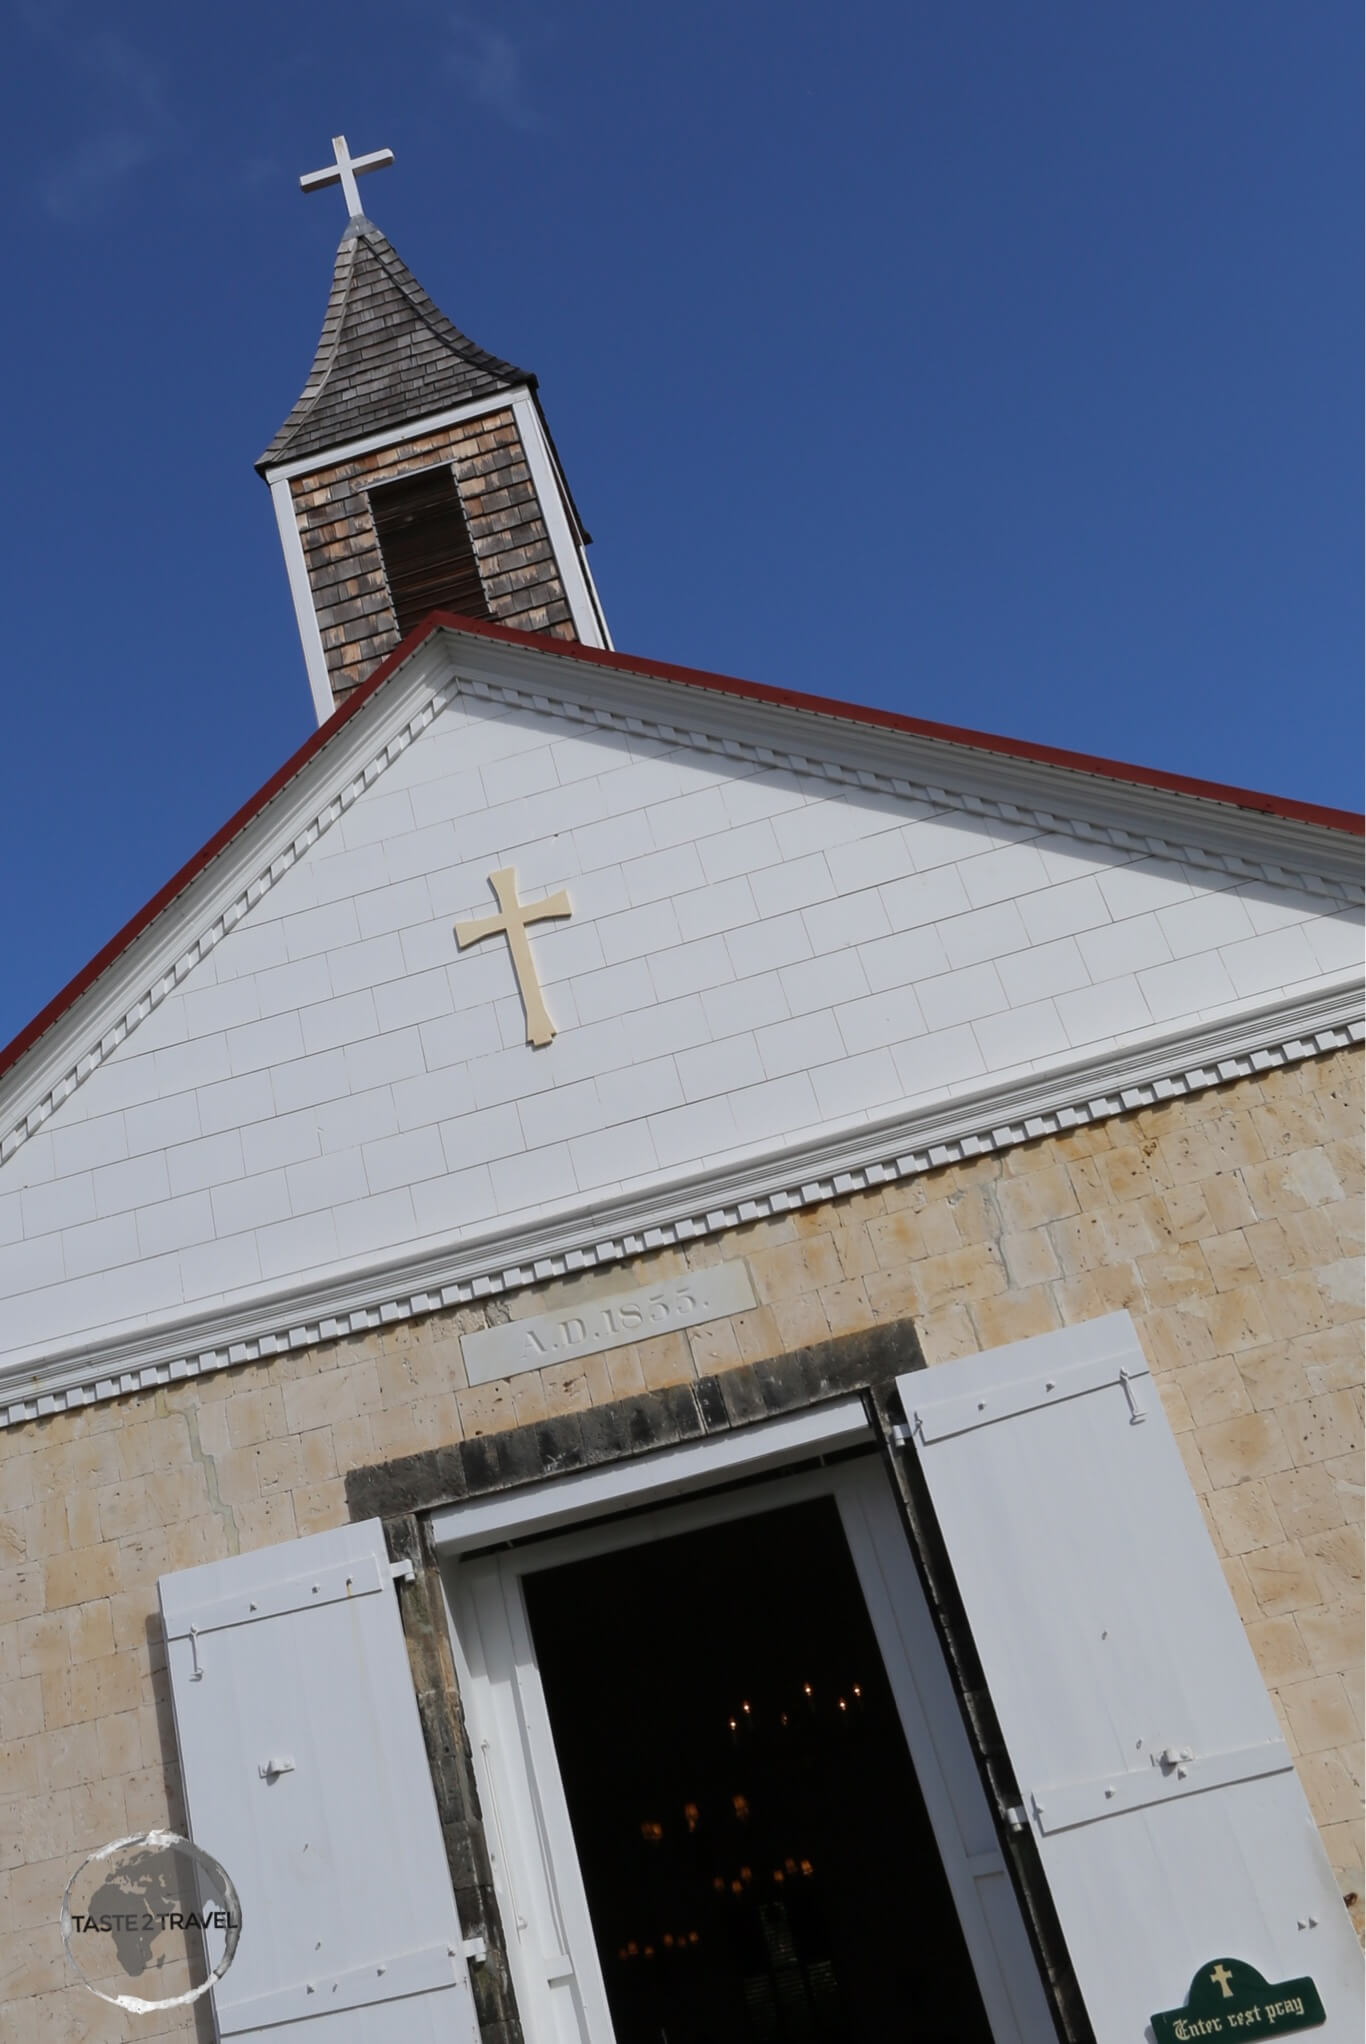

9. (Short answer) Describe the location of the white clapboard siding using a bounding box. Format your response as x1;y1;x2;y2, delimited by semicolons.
898;1313;1363;2044
159;1519;481;2043
1;642;1357;1384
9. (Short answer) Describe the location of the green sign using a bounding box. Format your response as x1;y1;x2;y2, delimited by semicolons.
1152;1958;1325;2042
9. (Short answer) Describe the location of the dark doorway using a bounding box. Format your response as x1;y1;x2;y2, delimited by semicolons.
523;1494;996;2044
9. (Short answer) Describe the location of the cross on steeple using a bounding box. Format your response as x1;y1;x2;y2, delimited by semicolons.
299;134;395;220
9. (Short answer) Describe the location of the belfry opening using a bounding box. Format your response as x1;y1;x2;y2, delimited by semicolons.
524;1496;995;2044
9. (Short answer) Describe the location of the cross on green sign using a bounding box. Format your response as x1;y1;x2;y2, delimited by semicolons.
1151;1958;1325;2043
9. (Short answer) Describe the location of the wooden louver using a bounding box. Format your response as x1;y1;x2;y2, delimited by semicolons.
369;465;491;636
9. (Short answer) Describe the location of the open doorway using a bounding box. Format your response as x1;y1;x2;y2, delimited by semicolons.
523;1495;995;2044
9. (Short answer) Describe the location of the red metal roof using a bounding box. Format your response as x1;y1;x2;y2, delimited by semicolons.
1;613;1359;1088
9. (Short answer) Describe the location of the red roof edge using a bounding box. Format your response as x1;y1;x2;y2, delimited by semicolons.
409;614;1364;835
0;668;383;1089
1;614;1360;1089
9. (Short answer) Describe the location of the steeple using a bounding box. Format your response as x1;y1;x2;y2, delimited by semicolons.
260;140;609;723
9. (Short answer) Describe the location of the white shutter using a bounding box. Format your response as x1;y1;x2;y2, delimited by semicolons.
159;1519;482;2044
898;1312;1363;2043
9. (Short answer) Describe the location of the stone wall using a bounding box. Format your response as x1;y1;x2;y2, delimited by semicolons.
0;1047;1360;2040
288;408;578;707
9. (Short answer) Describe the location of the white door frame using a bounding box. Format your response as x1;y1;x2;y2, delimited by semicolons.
433;1405;1056;2044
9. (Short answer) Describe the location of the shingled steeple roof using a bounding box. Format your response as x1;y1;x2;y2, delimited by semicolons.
257;216;532;472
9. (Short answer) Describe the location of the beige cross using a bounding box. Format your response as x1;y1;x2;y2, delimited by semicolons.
454;868;572;1048
1208;1965;1234;2000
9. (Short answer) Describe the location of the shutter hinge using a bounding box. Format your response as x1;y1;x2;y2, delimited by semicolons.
1029;1738;1293;1833
461;1936;487;1965
390;1558;415;1583
1119;1367;1147;1424
1004;1805;1029;1832
888;1421;914;1449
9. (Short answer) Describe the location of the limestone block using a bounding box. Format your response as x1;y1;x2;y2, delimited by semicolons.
95;1709;142;1779
769;1291;834;1352
16;1784;72;1865
0;1922;68;2000
539;1365;594;1419
65;1488;102;1552
1056;1264;1144;1323
66;1604;114;1666
1202;1230;1259;1291
1000;1228;1061;1288
862;1265;921;1323
43;1545;120;1611
746;1235;845;1305
1243;1541;1320;1618
1236;1342;1311;1413
1048;1210;1115;1278
604;1346;648;1399
288;1479;347;1539
1281;1675;1360;1756
23;1495;72;1561
0;1737;40;1799
1220;1556;1260;1624
0;1677;42;1741
1295;1601;1364;1679
1283;1391;1362;1469
1135;1243;1213;1308
908;1242;1007;1315
820;1277;874;1337
44;1719;102;1791
1295;1746;1364;1829
1196;1411;1294;1490
225;1385;287;1448
1302;1525;1364;1607
969;1287;1061;1350
233;1493;299;1551
1173;1357;1253;1429
995;1164;1078;1233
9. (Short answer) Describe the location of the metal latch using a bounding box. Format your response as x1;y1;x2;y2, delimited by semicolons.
259;1755;296;1782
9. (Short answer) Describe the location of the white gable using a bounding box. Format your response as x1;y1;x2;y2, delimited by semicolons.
0;634;1359;1386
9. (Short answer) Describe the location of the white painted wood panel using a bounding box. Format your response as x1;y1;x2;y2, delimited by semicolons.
897;1313;1364;2042
0;648;1357;1378
159;1519;481;2044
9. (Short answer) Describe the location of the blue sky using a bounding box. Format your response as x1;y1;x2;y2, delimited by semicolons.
0;0;1359;1048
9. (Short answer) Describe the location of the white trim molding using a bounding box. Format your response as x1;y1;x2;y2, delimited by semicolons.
509;396;608;649
442;658;1363;904
1;979;1359;1429
260;388;535;486
270;473;336;725
430;1398;873;1552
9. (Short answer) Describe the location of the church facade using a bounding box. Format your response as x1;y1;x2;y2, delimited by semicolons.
0;152;1361;2044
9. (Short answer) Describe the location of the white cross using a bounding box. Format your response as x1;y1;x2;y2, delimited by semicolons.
299;135;395;220
454;869;573;1048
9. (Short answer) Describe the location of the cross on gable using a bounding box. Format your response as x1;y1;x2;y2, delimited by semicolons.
454;868;573;1048
299;134;395;220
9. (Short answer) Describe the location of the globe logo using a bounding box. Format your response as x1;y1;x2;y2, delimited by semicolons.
60;1830;241;2013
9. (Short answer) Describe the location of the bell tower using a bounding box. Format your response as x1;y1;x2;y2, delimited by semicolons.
259;136;609;724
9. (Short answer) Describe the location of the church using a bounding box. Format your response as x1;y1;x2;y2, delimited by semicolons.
0;137;1361;2044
